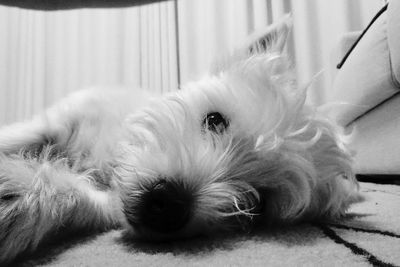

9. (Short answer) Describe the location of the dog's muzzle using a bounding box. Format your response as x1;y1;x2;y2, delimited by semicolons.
129;179;193;234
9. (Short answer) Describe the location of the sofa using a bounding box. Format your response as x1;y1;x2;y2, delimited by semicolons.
327;1;400;179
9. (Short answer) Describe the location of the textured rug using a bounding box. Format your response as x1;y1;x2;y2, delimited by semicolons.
16;182;400;267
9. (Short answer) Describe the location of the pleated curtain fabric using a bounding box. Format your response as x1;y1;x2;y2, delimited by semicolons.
0;0;384;125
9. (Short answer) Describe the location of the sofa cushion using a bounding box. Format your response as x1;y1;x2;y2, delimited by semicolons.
327;3;400;126
349;93;400;174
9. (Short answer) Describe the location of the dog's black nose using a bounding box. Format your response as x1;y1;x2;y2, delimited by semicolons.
139;179;192;233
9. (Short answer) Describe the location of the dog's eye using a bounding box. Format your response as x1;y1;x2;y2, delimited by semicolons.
203;112;229;133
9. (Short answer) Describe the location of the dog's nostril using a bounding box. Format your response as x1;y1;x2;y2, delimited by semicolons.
149;198;165;212
140;179;192;233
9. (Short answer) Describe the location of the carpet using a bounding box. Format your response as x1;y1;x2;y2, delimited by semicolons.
16;182;400;267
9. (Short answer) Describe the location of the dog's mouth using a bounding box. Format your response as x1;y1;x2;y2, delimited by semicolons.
121;179;266;240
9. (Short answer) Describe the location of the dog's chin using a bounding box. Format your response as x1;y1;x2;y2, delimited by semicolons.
122;219;208;242
122;198;266;242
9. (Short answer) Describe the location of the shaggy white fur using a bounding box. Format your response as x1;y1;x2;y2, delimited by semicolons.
0;17;360;264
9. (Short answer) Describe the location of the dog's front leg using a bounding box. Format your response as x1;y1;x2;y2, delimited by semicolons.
0;117;51;154
0;89;138;155
0;154;123;264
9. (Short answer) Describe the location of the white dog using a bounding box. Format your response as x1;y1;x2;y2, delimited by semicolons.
0;18;360;264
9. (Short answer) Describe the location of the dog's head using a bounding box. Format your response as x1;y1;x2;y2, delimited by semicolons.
114;16;354;240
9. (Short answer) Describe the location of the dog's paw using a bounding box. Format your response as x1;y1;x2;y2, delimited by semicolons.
0;193;29;264
0;176;26;203
0;156;30;207
0;156;37;264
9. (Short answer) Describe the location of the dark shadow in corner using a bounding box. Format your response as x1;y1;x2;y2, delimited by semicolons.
357;174;400;185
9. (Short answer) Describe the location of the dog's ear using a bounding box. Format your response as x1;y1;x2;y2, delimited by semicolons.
211;14;292;74
247;14;292;55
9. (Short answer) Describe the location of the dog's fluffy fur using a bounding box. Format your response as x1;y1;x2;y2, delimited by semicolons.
0;18;360;264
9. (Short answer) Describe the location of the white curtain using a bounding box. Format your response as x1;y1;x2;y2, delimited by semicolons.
0;0;385;125
0;2;179;124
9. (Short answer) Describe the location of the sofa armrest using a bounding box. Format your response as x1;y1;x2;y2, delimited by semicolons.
327;3;400;126
329;31;361;83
